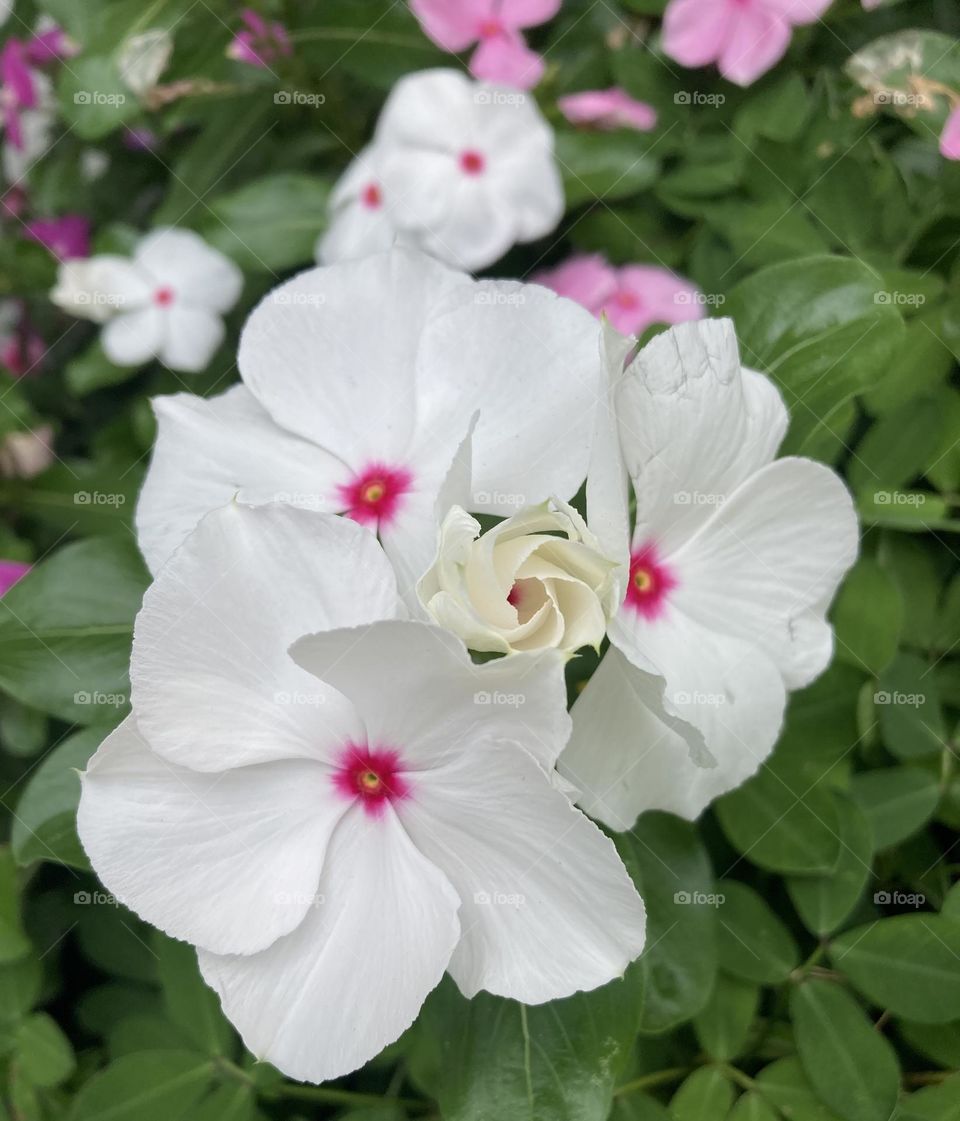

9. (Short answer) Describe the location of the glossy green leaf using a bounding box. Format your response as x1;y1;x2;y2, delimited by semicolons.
850;768;940;850
65;1050;214;1121
716;881;799;985
669;1067;734;1121
15;1013;75;1088
693;973;759;1061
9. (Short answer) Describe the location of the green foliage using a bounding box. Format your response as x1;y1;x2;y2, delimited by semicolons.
2;0;960;1118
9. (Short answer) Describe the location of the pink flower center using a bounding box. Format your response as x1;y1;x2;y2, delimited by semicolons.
459;149;486;176
332;745;410;817
625;543;677;620
614;289;640;310
153;286;175;307
337;463;413;529
361;182;382;209
479;18;504;38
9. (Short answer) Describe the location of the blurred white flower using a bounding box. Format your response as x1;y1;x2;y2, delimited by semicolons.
0;423;54;479
78;501;646;1084
318;69;563;271
561;319;858;827
117;28;173;97
136;247;600;593
51;227;242;372
419;499;618;656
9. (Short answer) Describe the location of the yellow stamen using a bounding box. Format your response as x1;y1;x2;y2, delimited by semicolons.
362;481;385;504
358;769;382;791
633;568;653;593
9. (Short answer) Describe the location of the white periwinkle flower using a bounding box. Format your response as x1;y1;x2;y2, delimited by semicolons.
560;319;859;828
136;246;599;593
317;68;563;271
419;499;619;656
117;28;174;97
51;227;242;373
77;501;647;1084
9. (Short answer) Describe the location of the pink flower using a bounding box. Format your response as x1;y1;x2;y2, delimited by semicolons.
26;214;91;260
0;301;45;378
410;0;560;90
0;38;38;150
0;560;30;597
24;24;76;66
534;253;704;336
940;106;960;161
662;0;833;87
226;8;292;68
558;87;657;132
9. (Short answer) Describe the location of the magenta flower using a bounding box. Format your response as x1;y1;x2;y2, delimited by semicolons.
25;214;91;261
0;38;38;150
410;0;560;90
534;253;704;336
941;106;960;161
662;0;833;87
0;560;30;597
24;24;76;66
226;8;292;68
558;87;657;132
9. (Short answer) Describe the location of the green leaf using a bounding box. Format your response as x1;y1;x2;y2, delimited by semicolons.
728;1095;779;1121
830;917;960;1024
14;1013;75;1088
724;256;905;455
11;726;103;869
716;752;842;875
0;537;147;723
616;813;717;1032
755;1057;845;1121
875;653;945;760
419;976;640;1121
155;934;233;1056
716;881;799;985
65;1050;214;1121
786;796;874;935
897;1019;960;1069
792;980;900;1121
831;558;903;677
850;767;940;851
894;1076;960;1121
669;1067;734;1121
849;398;945;496
189;1084;258;1121
58;56;137;140
555;130;660;208
857;490;952;532
0;848;29;962
693;974;759;1061
66;342;138;398
203;174;331;272
0;953;42;1026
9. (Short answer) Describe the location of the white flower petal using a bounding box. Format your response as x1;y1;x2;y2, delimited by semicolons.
563;641;784;825
136;385;346;575
238;249;470;466
134;227;243;312
157;306;224;373
416;280;602;514
78;717;347;956
51;256;150;324
132;503;399;771
400;740;645;1003
620;319;788;553
290;619;570;771
198;807;461;1084
672;457;858;689
101;307;164;365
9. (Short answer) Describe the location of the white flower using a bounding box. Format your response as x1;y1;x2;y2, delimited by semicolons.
77;501;646;1084
51;227;242;373
136;246;600;595
117;29;173;97
560;319;858;827
419;499;619;656
318;69;563;271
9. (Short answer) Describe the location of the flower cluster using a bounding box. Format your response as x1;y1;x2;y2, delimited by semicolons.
78;245;857;1085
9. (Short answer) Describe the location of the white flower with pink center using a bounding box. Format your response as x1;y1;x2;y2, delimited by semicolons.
318;69;563;271
77;501;646;1084
136;247;600;597
559;319;858;827
50;227;242;373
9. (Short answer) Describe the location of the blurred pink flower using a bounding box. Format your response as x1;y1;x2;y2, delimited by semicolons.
26;214;91;260
534;253;704;336
227;8;292;68
0;560;30;597
410;0;560;90
940;106;960;161
662;0;833;87
0;38;38;150
558;88;657;132
24;23;76;66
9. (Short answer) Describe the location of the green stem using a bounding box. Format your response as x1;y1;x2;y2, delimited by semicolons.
614;1067;694;1097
